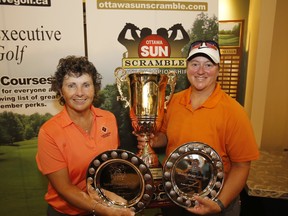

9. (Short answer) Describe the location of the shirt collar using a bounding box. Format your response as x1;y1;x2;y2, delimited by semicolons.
59;106;104;128
180;83;223;109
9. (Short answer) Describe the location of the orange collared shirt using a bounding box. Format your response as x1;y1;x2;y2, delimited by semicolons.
36;106;119;215
161;83;259;173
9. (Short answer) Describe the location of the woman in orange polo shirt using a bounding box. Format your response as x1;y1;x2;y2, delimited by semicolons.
137;41;259;216
36;56;134;216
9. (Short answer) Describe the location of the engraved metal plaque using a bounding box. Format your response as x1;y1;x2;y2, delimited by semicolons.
163;142;224;208
86;149;154;213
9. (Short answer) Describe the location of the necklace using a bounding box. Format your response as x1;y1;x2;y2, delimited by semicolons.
84;115;93;133
72;111;93;134
68;109;94;134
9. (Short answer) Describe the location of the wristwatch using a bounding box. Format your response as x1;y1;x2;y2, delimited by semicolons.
214;198;225;212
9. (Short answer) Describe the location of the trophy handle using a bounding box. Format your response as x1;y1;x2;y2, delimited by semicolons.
114;67;130;108
164;71;177;109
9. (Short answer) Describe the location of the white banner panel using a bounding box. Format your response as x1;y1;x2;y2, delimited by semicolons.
85;0;219;87
0;0;85;115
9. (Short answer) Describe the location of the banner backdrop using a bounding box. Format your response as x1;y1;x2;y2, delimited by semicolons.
0;0;85;115
85;0;218;87
0;1;219;215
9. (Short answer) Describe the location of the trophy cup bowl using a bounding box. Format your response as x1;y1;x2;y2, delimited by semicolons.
114;68;176;168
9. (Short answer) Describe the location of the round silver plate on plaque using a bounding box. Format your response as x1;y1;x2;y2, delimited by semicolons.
86;149;154;213
163;142;224;208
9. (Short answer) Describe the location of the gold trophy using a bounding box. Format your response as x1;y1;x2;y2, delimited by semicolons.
114;68;176;168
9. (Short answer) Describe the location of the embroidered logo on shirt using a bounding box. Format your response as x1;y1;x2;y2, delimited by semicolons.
101;126;111;138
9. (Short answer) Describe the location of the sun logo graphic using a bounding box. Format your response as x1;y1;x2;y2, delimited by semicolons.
138;34;171;58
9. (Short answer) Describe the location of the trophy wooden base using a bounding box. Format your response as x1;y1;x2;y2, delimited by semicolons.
147;166;176;209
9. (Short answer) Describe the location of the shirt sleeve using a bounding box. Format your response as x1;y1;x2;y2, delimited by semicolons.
225;106;259;163
36;124;67;175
